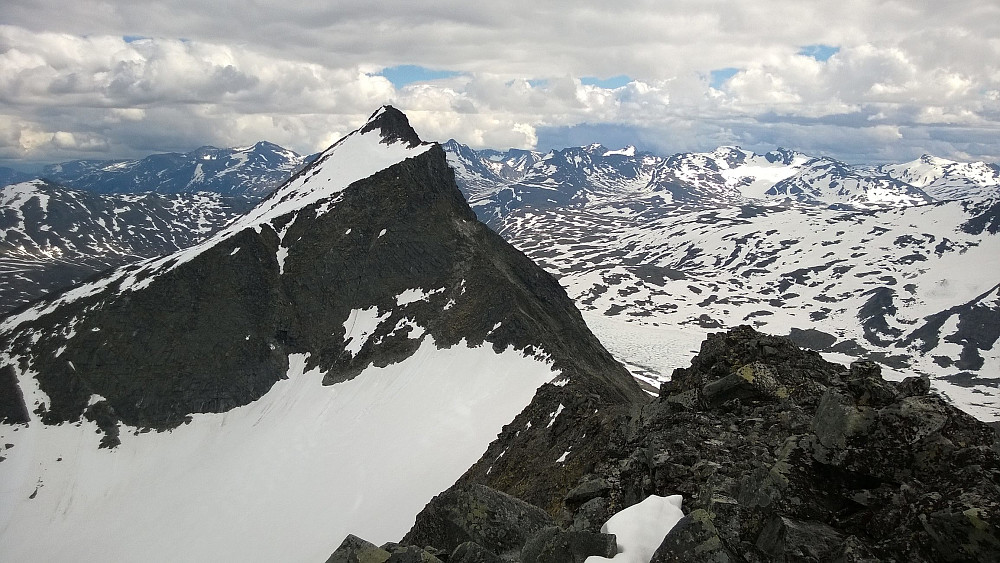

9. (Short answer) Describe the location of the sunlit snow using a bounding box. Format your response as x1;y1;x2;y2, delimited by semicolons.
0;341;555;562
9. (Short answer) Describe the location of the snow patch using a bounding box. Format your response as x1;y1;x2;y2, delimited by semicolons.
546;403;565;428
585;494;685;562
343;307;391;356
396;287;443;307
0;341;556;562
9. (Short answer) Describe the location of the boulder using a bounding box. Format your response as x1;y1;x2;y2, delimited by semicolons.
565;478;611;506
449;542;503;563
384;545;443;563
325;534;390;563
754;516;844;561
650;509;735;562
402;484;555;559
520;526;617;563
571;497;610;533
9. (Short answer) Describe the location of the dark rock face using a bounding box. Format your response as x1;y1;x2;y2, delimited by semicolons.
0;364;29;424
650;509;735;563
519;526;617;563
361;107;423;148
449;542;504;563
591;326;1000;562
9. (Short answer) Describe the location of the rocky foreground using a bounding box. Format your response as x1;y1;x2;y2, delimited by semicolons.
330;326;1000;562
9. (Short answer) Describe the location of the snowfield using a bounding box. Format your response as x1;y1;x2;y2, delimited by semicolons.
0;340;556;562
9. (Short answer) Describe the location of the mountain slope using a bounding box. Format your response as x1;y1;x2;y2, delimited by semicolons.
0;180;254;313
0;107;643;561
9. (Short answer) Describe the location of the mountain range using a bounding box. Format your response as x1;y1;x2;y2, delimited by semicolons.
2;141;312;196
445;141;1000;421
2;134;998;415
1;108;999;561
0;181;254;313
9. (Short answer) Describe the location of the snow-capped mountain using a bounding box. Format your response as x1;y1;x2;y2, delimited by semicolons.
766;157;933;207
444;142;978;225
3;111;998;561
881;154;1000;202
442;140;1000;418
0;107;642;561
0;180;253;313
34;141;312;196
478;146;544;181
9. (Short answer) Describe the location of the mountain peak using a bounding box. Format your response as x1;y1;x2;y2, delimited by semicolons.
360;105;424;148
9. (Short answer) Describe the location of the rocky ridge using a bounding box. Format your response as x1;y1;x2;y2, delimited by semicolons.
337;326;1000;562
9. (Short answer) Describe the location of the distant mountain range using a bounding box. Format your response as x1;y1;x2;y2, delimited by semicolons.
445;141;1000;225
445;140;1000;419
0;181;254;312
0;141;314;196
2;137;999;417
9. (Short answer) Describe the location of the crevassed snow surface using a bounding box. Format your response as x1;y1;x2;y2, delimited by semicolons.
0;339;555;562
585;494;685;562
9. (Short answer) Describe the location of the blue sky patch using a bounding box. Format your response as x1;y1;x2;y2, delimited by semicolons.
378;65;464;88
709;68;740;89
798;44;840;61
123;35;149;43
580;75;632;89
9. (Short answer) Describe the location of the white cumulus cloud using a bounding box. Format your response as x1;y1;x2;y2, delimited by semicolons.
0;0;997;165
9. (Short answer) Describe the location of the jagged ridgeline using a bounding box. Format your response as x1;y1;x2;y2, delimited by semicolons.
0;107;644;561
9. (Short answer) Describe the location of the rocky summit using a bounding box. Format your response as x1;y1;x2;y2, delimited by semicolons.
338;326;1000;563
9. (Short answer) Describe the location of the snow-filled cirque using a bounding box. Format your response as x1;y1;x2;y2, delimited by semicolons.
0;341;554;561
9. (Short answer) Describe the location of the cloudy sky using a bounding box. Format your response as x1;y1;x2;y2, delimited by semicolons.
2;1;999;169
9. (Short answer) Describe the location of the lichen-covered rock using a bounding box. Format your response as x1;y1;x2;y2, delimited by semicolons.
565;478;611;506
650;508;734;562
325;534;391;563
571;497;610;533
449;542;504;563
520;526;617;563
401;484;555;559
429;325;999;562
383;545;443;563
576;326;1000;562
754;516;844;561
